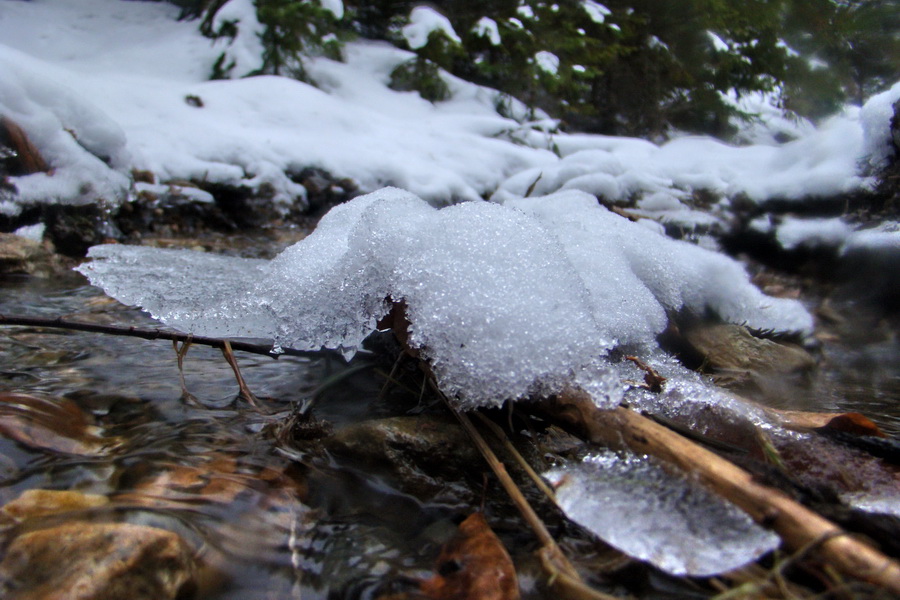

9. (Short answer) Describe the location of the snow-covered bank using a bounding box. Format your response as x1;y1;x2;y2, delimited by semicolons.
0;0;555;217
1;0;898;224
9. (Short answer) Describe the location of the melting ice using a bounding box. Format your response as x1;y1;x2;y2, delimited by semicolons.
544;450;780;576
77;187;812;408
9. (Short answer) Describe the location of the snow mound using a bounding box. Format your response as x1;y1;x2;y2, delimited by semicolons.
0;45;130;216
1;0;892;222
494;109;869;206
841;221;900;254
860;80;900;170
775;217;853;251
78;187;812;408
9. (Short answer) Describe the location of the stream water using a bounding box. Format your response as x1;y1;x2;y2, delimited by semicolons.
0;245;898;599
0;271;473;599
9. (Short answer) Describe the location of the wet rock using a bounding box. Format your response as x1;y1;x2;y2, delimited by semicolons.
0;233;59;276
42;204;115;257
324;414;479;499
680;322;816;385
1;489;109;524
0;522;197;600
295;167;359;217
114;186;237;240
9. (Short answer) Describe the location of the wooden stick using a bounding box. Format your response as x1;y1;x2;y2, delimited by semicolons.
220;339;266;411
0;314;326;359
473;412;556;502
548;390;900;595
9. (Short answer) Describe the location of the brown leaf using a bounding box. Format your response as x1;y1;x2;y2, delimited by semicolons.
419;513;520;600
822;413;886;438
769;408;886;437
0;392;119;456
625;355;666;392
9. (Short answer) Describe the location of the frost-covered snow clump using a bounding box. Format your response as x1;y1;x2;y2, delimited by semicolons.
402;6;461;49
860;80;900;170
78;188;812;408
0;46;130;216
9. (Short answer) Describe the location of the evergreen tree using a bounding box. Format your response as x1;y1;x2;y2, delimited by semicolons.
167;0;900;137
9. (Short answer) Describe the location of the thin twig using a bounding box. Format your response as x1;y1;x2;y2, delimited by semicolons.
0;314;328;359
434;383;621;600
221;339;266;411
473;411;556;502
173;336;202;406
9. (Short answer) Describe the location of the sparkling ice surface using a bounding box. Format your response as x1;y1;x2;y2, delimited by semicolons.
544;450;780;576
78;187;812;408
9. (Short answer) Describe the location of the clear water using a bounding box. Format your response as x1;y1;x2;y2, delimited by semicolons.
0;272;471;599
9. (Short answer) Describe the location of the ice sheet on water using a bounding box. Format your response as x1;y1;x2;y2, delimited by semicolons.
78;187;812;408
78;244;270;339
544;450;780;576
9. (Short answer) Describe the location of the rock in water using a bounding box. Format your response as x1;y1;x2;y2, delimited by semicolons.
0;522;197;600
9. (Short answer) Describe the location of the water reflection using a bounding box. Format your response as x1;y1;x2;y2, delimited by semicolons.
0;274;461;599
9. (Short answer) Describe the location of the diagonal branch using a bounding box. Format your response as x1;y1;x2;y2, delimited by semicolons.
545;390;900;595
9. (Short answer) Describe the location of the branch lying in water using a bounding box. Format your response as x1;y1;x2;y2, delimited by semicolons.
0;314;325;360
543;390;900;595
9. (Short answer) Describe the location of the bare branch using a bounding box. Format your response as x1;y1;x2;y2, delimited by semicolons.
0;314;327;360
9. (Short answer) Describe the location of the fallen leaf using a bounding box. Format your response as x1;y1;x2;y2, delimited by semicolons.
0;392;120;455
419;512;519;600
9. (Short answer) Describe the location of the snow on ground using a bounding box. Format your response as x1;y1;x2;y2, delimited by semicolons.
1;0;896;220
0;0;554;215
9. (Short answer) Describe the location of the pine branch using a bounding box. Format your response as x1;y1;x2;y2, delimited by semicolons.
0;314;326;360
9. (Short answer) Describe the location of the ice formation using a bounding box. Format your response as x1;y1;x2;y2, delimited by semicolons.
544;450;779;576
78;187;812;408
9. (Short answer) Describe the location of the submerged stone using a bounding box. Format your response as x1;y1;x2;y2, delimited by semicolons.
0;489;109;524
0;522;197;600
